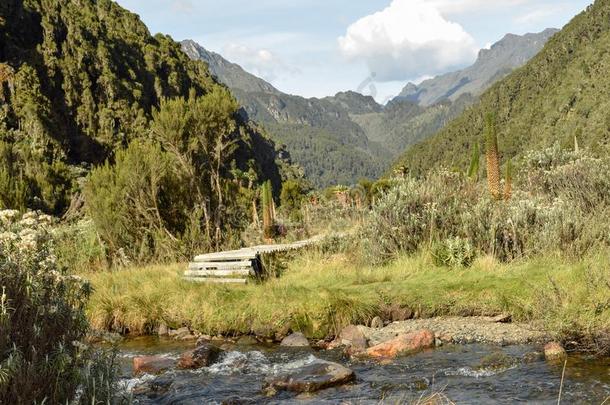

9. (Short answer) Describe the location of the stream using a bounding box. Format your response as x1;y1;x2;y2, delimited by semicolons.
117;337;610;404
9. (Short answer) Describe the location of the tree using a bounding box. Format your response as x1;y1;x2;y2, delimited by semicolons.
280;180;305;222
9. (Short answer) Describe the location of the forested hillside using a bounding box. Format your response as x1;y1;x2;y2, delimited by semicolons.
182;40;386;187
0;0;286;216
397;1;610;175
183;31;556;186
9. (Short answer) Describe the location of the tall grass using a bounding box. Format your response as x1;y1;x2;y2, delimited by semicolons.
85;251;610;349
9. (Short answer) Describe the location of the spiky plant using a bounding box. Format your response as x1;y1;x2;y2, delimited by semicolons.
485;114;501;200
261;181;276;239
467;142;480;182
504;159;513;200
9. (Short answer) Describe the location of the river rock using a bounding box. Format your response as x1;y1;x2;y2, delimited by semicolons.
237;335;259;346
370;316;383;329
544;342;567;360
177;343;222;369
366;329;435;359
157;323;169;336
263;359;354;395
338;325;367;353
492;313;512;323
281;332;310;347
133;355;175;375
169;327;197;341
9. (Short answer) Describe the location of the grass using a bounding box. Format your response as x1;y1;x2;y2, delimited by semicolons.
83;250;610;349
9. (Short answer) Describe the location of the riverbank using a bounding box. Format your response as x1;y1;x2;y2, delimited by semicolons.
84;251;610;352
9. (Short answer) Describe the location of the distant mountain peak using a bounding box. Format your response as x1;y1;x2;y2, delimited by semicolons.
181;40;280;95
394;28;558;107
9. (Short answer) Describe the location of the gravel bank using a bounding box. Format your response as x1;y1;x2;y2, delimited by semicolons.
358;316;547;346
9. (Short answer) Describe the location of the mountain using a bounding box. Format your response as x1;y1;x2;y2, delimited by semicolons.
182;40;386;187
394;29;559;107
396;1;610;175
0;0;285;214
181;29;557;187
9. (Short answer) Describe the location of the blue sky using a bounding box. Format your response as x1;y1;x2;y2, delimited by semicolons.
115;0;592;102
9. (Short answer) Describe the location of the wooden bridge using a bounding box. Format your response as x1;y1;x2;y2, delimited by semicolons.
184;236;323;284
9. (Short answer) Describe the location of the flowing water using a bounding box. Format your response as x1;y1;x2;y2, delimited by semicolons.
118;337;610;404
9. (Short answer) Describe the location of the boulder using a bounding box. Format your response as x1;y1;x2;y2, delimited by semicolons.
169;327;196;341
133;356;174;375
370;316;383;329
263;359;354;395
382;304;413;322
366;330;435;359
281;332;310;348
176;343;222;369
338;325;367;352
236;335;259;346
544;342;567;360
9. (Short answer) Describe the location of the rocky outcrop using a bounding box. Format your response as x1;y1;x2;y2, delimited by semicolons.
177;343;222;369
263;359;354;395
365;330;435;359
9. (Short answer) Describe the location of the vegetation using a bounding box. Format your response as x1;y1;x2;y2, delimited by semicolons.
0;0;286;220
397;0;610;175
86;252;610;352
0;211;118;404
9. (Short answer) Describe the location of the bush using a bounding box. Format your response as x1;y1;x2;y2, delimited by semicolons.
362;146;610;264
0;210;117;404
431;237;476;268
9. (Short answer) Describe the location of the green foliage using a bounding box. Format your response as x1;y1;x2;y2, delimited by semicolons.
280;180;307;222
261;180;277;239
431;237;477;268
467;142;480;181
397;1;610;175
363;146;610;264
0;0;285;219
0;211;117;404
485;114;501;200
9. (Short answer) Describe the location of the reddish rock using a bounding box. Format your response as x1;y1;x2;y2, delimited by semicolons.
176;343;222;369
133;356;174;375
544;342;567;360
366;330;435;359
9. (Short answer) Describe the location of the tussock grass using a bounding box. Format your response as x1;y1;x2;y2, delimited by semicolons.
84;252;610;348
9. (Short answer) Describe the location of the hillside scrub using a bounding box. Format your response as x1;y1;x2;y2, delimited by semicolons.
362;146;610;264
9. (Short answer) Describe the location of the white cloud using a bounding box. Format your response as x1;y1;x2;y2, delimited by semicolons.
338;0;478;82
222;43;299;83
514;4;566;25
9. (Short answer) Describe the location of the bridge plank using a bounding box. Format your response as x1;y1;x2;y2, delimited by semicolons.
184;269;252;277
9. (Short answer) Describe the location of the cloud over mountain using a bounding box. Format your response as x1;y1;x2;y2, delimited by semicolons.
338;0;478;82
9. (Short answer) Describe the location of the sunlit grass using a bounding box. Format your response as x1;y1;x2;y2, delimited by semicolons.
84;251;610;344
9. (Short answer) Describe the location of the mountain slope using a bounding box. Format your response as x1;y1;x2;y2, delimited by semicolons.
0;0;285;214
396;1;609;175
182;40;385;187
394;29;559;107
182;29;556;186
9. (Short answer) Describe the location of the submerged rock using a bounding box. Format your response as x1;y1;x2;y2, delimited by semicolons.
169;327;197;341
544;342;567;360
133;356;175;375
263;359;354;395
477;352;516;370
177;343;222;369
237;335;259;346
281;332;310;348
366;329;435;359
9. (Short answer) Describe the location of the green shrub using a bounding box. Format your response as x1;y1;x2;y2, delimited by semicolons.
431;237;476;268
363;146;610;264
0;210;117;404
